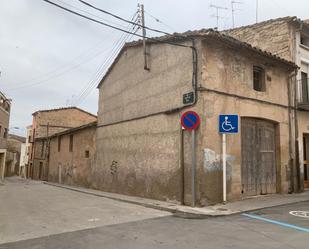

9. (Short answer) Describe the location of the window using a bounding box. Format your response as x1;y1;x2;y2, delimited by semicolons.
85;150;90;158
301;34;309;47
0;126;2;136
253;66;265;92
3;128;8;138
41;141;45;158
69;135;73;152
301;72;309;103
57;136;61;152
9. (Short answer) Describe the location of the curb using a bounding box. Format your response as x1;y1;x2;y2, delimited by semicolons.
43;182;309;219
43;182;215;218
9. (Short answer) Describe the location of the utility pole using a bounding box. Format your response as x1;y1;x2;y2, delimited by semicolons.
139;4;149;71
210;4;228;30
231;1;243;28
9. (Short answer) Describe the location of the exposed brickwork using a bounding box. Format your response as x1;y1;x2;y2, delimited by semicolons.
223;17;293;61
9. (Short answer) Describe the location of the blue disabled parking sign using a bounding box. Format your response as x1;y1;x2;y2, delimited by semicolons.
219;115;239;133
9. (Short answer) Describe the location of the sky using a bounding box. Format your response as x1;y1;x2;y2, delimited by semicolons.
0;0;308;136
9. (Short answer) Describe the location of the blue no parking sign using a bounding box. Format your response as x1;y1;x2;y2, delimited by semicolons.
219;115;239;133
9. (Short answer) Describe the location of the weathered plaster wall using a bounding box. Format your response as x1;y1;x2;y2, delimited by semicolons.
98;41;194;125
198;40;292;204
31;108;97;180
95;37;293;206
95;40;200;202
48;126;96;188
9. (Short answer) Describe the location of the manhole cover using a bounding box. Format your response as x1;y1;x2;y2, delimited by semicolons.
289;211;309;218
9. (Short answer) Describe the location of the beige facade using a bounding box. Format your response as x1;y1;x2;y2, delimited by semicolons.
224;16;309;190
5;134;26;177
0;91;11;181
30;107;97;180
95;31;297;205
47;122;96;188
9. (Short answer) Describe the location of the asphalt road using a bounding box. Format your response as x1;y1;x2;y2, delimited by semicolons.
1;177;309;249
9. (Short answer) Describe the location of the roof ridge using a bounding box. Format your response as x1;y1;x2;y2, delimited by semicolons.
221;16;296;33
32;106;97;118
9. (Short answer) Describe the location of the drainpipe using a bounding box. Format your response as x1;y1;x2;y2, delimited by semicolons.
293;69;301;192
288;69;300;193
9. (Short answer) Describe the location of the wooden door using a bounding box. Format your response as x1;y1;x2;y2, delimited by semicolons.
241;118;277;196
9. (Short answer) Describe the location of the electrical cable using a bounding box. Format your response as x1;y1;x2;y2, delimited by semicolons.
78;0;173;36
72;16;139;105
41;0;191;49
72;18;139;105
73;24;140;105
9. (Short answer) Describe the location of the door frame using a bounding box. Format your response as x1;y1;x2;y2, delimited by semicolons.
241;117;280;196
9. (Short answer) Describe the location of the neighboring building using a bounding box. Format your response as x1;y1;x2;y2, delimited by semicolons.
25;125;33;178
5;134;26;177
19;142;27;178
94;30;298;206
29;107;97;180
47;121;96;188
224;16;309;189
0;91;11;182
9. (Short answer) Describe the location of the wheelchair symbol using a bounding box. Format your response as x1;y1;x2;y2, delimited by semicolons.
221;116;236;132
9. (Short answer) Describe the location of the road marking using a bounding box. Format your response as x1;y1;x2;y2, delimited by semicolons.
289;211;309;218
242;213;309;233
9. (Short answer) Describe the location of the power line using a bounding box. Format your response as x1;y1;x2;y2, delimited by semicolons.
40;0;197;105
77;0;172;37
72;15;140;105
72;13;139;105
56;0;131;29
5;11;139;91
6;46;112;91
144;10;175;32
74;24;140;106
41;0;193;49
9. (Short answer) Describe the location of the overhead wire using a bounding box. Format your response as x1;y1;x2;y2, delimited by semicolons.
41;0;192;49
72;14;140;106
144;10;176;32
73;23;140;105
38;0;197;106
77;0;173;36
71;13;139;105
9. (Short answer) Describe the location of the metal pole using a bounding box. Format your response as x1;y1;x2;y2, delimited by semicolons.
256;0;258;23
222;133;227;203
180;125;184;205
191;129;196;207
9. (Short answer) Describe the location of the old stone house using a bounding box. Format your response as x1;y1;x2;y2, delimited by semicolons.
224;16;309;189
47;121;96;188
0;90;11;182
29;107;97;180
5;134;26;177
95;30;298;206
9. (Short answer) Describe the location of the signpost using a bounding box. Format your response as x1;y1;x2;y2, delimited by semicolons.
218;114;238;203
181;111;200;207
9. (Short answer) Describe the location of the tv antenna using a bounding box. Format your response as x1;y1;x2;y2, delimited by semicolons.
231;1;243;28
209;4;228;30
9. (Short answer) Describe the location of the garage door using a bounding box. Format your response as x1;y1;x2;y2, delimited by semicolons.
241;118;277;196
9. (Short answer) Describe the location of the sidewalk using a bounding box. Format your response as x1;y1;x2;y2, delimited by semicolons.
44;182;309;218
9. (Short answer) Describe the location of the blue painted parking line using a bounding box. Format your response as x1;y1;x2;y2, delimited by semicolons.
242;213;309;233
